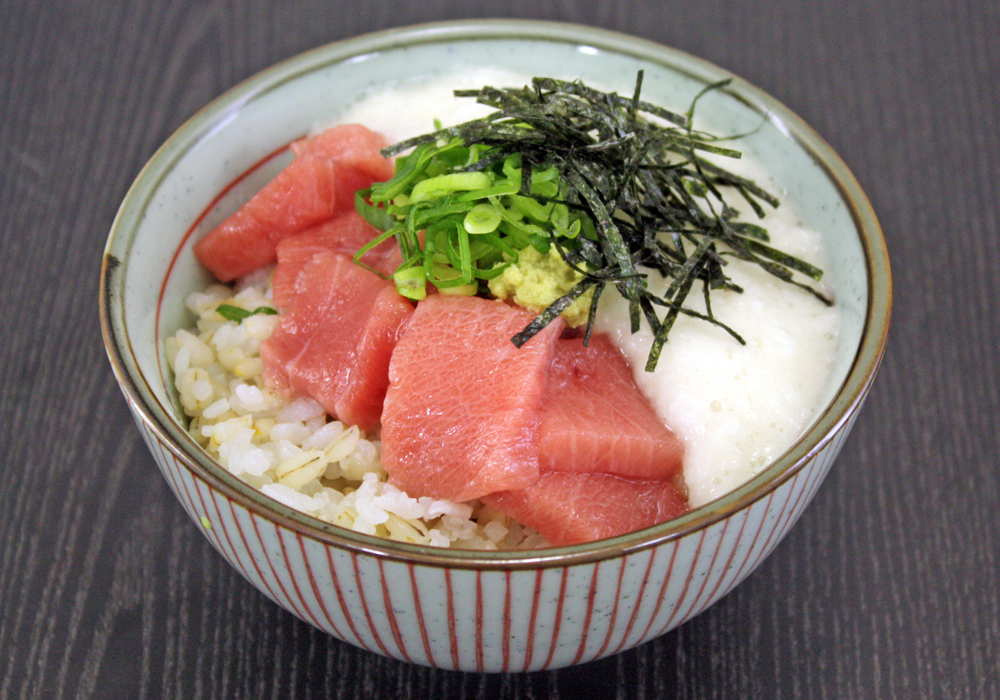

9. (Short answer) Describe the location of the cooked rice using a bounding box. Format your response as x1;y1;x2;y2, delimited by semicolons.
166;271;549;550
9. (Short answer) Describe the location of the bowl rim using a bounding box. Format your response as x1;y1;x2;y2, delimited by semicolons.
100;18;891;570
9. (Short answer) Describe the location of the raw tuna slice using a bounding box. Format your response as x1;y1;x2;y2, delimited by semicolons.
195;124;393;283
260;251;413;431
539;335;683;479
482;471;689;546
271;210;396;308
291;123;395;180
381;295;564;503
194;154;338;282
292;124;395;214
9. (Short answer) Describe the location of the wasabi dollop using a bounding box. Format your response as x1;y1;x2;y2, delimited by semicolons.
488;246;593;327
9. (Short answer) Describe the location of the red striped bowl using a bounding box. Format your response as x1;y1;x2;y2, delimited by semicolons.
100;20;891;672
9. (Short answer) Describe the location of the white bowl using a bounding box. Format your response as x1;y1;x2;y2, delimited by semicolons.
100;20;891;671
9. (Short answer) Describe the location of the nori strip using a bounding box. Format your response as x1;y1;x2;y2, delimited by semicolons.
372;71;830;370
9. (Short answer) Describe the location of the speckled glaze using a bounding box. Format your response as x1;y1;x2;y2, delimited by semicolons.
100;20;891;672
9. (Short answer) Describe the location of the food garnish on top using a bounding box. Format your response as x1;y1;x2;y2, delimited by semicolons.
354;71;831;371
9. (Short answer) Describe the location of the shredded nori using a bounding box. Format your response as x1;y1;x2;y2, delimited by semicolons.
378;72;832;371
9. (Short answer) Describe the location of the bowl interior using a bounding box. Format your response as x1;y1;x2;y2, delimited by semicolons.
103;21;882;561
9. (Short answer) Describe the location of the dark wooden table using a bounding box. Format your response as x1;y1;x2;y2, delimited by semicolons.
2;1;997;697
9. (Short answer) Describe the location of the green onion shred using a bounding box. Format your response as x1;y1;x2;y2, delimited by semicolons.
216;304;278;322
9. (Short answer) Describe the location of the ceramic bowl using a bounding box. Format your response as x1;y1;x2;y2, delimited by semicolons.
100;20;891;672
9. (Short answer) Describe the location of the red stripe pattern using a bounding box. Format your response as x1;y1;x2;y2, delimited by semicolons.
122;391;859;671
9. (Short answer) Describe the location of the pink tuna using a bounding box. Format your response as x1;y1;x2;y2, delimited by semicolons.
194;124;392;283
380;295;564;503
194;154;338;282
260;250;413;431
482;471;689;546
538;335;683;480
271;210;396;309
291;124;396;220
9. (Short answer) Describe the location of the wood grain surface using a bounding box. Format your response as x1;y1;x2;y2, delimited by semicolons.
1;0;997;697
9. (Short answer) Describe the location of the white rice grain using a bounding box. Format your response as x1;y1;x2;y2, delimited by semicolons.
301;420;346;450
261;483;321;513
234;383;265;411
190;377;213;402
270;422;313;445
173;346;191;376
203;398;230;420
483;520;509;544
276;398;325;423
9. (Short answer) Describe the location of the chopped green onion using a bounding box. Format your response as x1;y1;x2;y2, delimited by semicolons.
456;181;519;201
511;195;553;222
437;283;479;296
216;304;277;322
393;266;427;300
410;172;492;202
464;203;501;233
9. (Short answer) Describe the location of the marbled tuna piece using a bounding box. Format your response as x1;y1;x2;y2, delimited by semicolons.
292;124;394;175
260;251;413;431
291;123;396;218
194;124;392;282
380;295;564;503
482;471;688;546
194;154;338;282
271;211;396;308
539;335;683;480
